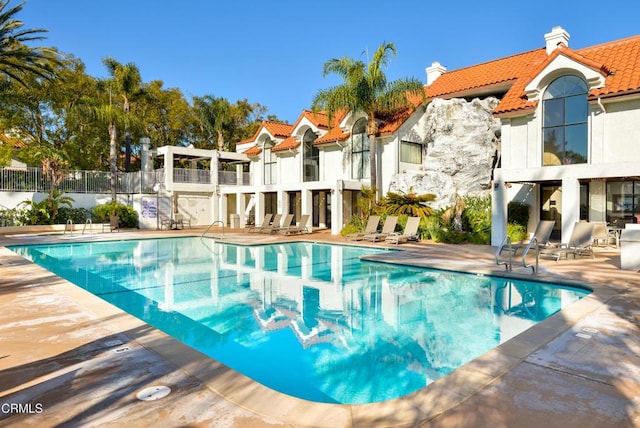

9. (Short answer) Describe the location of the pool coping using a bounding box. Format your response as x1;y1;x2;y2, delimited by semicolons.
1;230;637;426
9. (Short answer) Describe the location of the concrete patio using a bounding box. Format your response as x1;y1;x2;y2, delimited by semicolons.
0;228;638;427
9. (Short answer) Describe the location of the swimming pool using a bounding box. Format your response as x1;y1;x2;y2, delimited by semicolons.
9;238;590;404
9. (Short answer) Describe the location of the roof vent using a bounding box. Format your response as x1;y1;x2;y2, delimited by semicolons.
545;26;570;55
426;61;447;85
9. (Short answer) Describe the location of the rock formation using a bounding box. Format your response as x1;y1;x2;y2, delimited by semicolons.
390;97;500;209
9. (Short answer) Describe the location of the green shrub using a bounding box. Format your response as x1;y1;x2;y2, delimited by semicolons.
507;222;527;242
340;223;360;237
508;201;530;227
16;191;74;225
91;202;139;228
462;195;491;244
57;207;91;225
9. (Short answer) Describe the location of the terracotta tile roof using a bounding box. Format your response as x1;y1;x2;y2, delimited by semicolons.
0;133;25;148
315;126;350;144
262;120;294;138
426;49;548;100
294;110;330;129
271;136;299;152
239;120;293;156
580;35;640;98
430;33;640;117
242;145;262;156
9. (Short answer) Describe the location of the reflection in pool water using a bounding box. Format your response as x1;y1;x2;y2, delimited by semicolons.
10;238;590;404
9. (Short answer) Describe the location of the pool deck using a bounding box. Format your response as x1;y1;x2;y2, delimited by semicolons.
0;227;638;427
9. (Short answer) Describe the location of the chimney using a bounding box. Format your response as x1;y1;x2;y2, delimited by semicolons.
426;61;447;85
545;26;570;55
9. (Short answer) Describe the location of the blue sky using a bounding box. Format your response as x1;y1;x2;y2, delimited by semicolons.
17;0;640;123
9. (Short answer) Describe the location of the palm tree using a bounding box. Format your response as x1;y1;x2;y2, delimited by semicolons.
383;189;435;217
192;95;233;150
0;0;58;86
312;42;425;198
103;57;142;172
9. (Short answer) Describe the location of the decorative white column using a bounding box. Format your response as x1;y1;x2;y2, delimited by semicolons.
491;173;507;246
561;176;581;243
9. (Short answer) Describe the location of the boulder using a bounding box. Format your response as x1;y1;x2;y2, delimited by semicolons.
390;97;500;209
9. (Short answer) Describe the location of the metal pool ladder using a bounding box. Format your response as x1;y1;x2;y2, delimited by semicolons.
202;220;225;239
495;235;539;274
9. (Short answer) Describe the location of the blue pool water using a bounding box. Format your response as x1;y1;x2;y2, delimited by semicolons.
9;238;590;404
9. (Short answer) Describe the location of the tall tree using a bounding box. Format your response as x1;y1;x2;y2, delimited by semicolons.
312;42;424;197
102;57;142;172
0;0;59;86
193;95;232;150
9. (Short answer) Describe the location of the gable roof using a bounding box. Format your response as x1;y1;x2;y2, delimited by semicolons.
240;120;294;156
427;33;640;117
0;133;26;148
426;49;548;101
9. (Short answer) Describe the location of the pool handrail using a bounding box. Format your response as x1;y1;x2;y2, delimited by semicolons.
495;235;513;271
520;237;540;274
202;220;225;239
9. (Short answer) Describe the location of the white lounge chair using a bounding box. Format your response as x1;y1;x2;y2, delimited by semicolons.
262;214;293;234
385;216;420;245
253;213;281;233
363;216;398;242
539;221;595;261
346;215;380;241
279;214;311;235
501;220;556;256
247;213;272;233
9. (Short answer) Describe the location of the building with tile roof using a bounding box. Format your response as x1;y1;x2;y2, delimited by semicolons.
137;26;640;240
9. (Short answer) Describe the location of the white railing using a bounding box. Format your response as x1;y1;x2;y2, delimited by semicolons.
0;166;251;193
173;168;211;184
0;166;164;194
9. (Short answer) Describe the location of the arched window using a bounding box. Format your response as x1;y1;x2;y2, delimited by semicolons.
303;129;319;182
352;118;369;179
542;75;588;165
263;138;276;184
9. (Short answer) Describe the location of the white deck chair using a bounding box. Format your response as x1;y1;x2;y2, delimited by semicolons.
385;216;421;244
247;213;272;233
363;216;398;242
262;214;293;234
280;214;311;235
346;215;380;241
539;221;595;261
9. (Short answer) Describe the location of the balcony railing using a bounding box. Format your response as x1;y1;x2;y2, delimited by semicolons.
218;171;251;185
0;166;164;194
173;168;211;184
0;166;250;193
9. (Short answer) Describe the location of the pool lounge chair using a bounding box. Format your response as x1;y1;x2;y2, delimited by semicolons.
247;213;273;233
279;214;310;235
363;216;398;242
501;220;556;256
252;213;281;233
262;214;293;234
539;221;595;261
346;215;380;241
385;216;420;245
592;221;618;247
173;213;191;229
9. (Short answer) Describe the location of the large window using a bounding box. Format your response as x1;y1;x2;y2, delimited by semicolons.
263;139;277;185
303;129;319;182
606;181;640;224
352;118;370;179
400;141;423;164
542;75;588;166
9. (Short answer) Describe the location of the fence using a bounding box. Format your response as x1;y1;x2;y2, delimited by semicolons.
0;167;164;194
0;166;252;194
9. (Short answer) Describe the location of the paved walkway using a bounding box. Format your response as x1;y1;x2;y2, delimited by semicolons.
0;228;638;427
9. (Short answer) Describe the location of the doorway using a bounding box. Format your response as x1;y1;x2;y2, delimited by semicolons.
540;184;562;240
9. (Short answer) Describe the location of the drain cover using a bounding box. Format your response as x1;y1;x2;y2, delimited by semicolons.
136;385;171;401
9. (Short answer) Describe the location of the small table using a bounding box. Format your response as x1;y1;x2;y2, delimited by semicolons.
609;227;623;248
